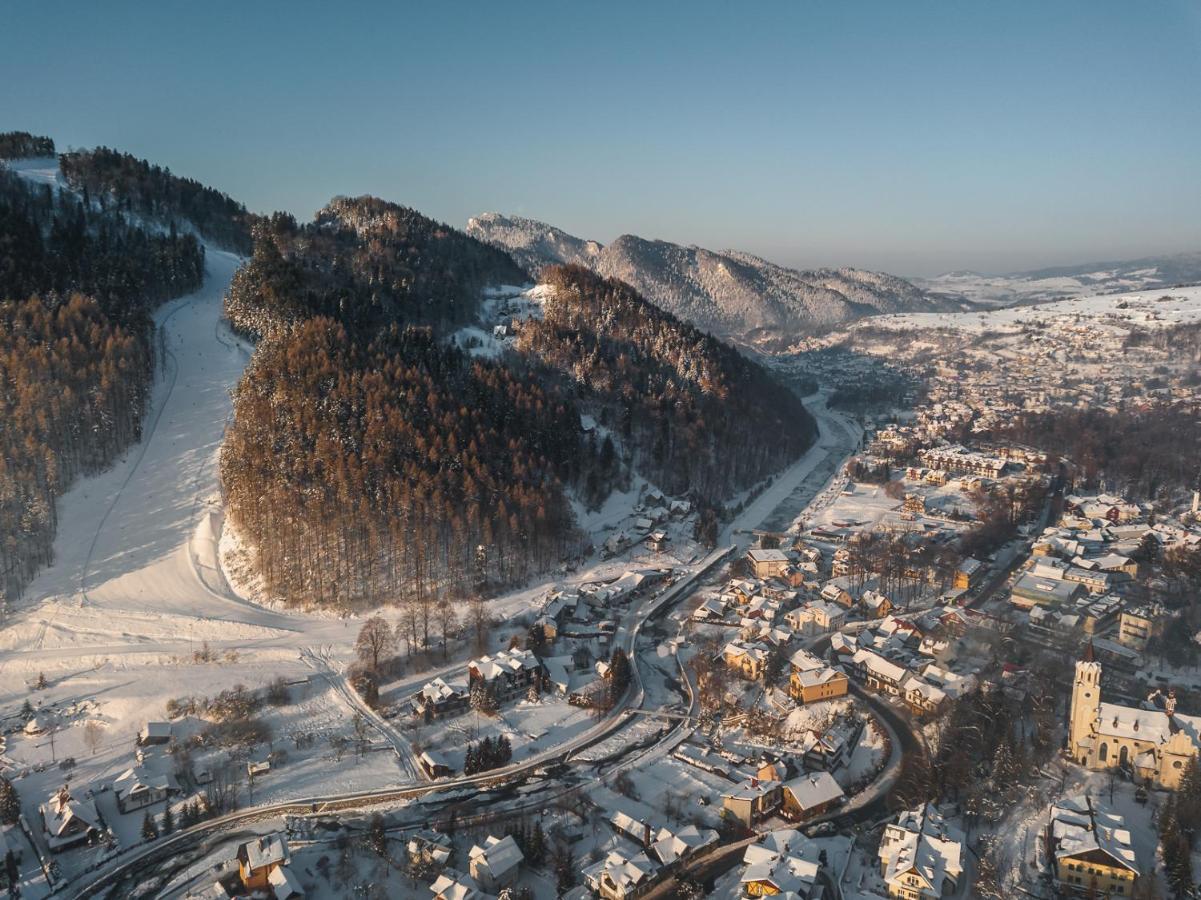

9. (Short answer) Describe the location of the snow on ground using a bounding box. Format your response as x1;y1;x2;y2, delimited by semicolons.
856;284;1201;334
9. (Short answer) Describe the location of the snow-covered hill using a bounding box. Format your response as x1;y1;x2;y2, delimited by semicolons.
918;252;1201;306
467;213;950;342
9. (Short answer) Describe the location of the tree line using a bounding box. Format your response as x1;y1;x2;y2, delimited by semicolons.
997;402;1201;502
0;131;55;159
59;146;255;253
0;166;204;322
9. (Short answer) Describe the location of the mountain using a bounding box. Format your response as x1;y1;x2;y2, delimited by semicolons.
467;212;945;342
918;251;1201;306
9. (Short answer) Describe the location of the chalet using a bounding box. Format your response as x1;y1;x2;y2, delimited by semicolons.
408;830;453;869
878;805;964;900
113;765;178;813
849;648;911;696
40;787;101;852
721;777;783;828
414;677;470;719
781;771;845;821
611;809;653;847
468;648;543;702
645;530;669;552
739;830;824;898
468;834;524;892
904;678;948;716
237;833;291;894
820;582;854;609
583;849;659;900
748;548;790;580
268;866;305;900
861;589;893;619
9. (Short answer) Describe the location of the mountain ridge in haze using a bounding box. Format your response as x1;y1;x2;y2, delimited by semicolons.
467;212;950;342
918;251;1201;306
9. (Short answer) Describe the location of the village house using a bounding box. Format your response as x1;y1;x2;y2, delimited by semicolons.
137;721;172;747
953;557;984;590
1117;604;1168;652
722;777;784;828
468;834;524;892
236;833;293;895
748;547;791;580
739;829;824;898
785;601;846;637
40;786;101;853
113;765;179;814
583;848;659;899
878;804;965;900
1045;795;1139;897
724;640;772;681
781;771;845;821
468;648;544;702
430;868;488;900
414;676;471;719
648;824;718;870
788;649;849;705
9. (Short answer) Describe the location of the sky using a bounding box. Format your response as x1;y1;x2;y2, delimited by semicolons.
2;1;1200;276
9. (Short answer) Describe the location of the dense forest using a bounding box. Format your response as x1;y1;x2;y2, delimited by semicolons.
0;295;151;600
997;402;1201;502
0;167;204;320
0;131;54;159
59;147;255;254
0;134;209;604
517;265;816;502
223;198;526;341
220;320;585;608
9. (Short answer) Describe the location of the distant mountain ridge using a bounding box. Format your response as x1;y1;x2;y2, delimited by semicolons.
467;212;948;342
918;251;1201;306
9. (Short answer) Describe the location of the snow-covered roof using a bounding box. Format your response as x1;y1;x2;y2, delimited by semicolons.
783;771;845;811
240;833;289;871
469;833;523;882
1049;795;1139;874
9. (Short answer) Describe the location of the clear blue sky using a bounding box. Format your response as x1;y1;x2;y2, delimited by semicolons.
3;1;1200;276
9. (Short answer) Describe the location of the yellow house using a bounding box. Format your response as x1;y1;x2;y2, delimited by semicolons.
723;640;769;681
789;665;849;705
1047;795;1139;897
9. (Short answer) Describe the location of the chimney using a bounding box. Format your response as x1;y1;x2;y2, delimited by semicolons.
643;822;651;848
1167;691;1178;716
751;777;759;789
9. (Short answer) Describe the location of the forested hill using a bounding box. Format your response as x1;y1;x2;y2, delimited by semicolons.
59;147;256;254
0;132;208;604
221;197;817;609
519;265;817;500
223;197;527;341
220;198;580;607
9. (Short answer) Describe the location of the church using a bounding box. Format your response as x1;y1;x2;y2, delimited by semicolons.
1069;645;1201;790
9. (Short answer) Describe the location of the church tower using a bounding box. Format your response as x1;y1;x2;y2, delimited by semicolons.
1069;644;1102;765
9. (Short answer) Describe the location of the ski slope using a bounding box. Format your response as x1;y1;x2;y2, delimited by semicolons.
0;251;345;669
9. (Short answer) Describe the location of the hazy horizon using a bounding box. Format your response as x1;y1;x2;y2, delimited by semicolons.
3;1;1200;276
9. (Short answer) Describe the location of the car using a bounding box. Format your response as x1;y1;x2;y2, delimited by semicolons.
805;821;836;837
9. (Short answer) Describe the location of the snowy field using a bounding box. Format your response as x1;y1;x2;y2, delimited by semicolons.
855;283;1201;334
